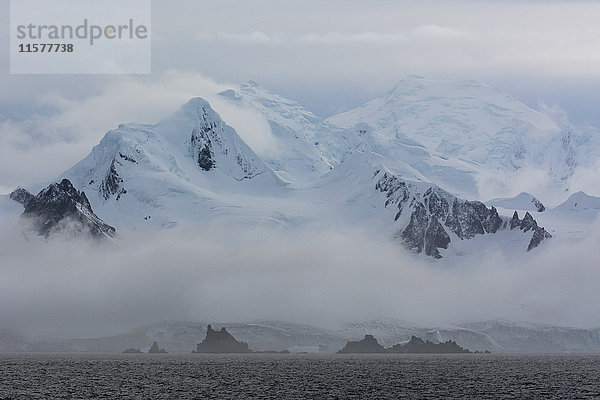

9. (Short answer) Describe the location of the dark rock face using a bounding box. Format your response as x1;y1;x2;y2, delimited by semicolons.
119;152;137;164
376;172;549;258
190;114;218;171
9;187;34;207
532;197;545;212
147;341;167;354
388;336;471;354
194;325;251;353
510;211;552;251
100;159;127;201
184;99;262;179
337;335;387;354
197;143;214;171
19;179;116;240
401;203;428;253
425;217;451;259
510;211;521;230
122;347;142;354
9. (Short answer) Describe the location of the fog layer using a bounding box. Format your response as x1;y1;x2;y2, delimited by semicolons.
1;219;599;340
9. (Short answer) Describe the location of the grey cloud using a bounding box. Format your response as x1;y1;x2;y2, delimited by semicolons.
1;220;599;340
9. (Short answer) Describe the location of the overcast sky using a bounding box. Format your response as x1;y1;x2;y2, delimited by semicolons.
1;0;600;190
1;1;600;339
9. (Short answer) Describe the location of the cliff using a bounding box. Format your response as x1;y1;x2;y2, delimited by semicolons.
193;325;251;353
337;335;387;354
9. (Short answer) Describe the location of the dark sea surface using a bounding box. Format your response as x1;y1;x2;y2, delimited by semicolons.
1;353;599;399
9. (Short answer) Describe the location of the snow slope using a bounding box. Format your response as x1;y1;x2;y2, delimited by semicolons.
218;82;337;182
487;192;545;212
327;76;559;164
526;191;600;243
554;191;600;212
326;76;600;201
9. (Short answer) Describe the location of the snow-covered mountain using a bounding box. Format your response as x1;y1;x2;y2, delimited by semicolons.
327;76;559;166
554;191;600;212
6;77;600;257
326;76;600;201
57;98;285;230
373;170;550;257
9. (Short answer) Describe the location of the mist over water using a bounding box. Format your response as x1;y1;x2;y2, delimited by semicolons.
1;218;600;340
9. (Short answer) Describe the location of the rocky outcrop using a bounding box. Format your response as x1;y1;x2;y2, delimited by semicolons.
532;197;545;212
185;99;265;178
424;216;451;259
337;334;387;354
122;347;142;354
16;179;116;240
147;341;167;354
191;126;215;171
338;334;472;354
193;325;251;353
388;336;471;354
510;211;552;251
9;187;34;207
100;159;127;201
376;172;550;257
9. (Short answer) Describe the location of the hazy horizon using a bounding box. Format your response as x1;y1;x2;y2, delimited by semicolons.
1;0;600;346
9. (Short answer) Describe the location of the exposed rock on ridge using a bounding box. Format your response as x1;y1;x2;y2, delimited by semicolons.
375;171;549;257
510;211;552;251
14;179;116;239
9;187;34;207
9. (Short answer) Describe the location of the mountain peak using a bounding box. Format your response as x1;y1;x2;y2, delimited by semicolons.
327;76;561;198
555;191;600;211
18;178;116;240
177;97;223;123
388;76;493;96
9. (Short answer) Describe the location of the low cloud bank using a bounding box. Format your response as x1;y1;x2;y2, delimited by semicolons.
1;219;599;340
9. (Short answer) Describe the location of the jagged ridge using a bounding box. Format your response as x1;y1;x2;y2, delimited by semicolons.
375;171;549;258
13;179;116;240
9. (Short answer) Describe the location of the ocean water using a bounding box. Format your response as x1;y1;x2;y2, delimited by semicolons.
1;353;599;399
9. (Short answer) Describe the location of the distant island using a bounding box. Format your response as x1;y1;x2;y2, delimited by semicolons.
388;336;470;354
148;341;168;354
122;341;167;354
122;347;142;354
338;335;477;354
337;334;387;354
121;328;482;355
193;325;251;353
